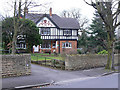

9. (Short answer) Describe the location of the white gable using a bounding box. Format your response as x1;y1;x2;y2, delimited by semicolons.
37;17;56;27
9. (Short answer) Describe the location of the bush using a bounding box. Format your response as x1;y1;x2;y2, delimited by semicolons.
98;50;108;54
77;49;82;54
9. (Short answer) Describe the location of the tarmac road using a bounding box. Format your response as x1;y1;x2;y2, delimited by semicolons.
2;64;118;89
44;73;119;88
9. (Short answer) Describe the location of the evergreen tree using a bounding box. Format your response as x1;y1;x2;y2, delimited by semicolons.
2;17;42;53
88;11;108;53
78;30;88;54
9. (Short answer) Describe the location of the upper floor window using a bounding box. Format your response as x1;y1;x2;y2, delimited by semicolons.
41;28;50;35
64;30;72;36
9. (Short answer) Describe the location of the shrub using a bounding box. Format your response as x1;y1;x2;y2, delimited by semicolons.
98;50;108;54
77;49;82;54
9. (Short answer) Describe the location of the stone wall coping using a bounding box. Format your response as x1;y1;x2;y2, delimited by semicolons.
66;54;119;57
2;54;31;56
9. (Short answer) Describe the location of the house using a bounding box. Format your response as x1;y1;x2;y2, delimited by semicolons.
25;8;80;54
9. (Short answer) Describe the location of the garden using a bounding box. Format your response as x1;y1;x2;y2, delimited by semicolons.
31;53;65;69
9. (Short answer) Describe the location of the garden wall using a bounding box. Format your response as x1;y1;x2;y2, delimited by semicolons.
1;54;31;78
65;54;119;70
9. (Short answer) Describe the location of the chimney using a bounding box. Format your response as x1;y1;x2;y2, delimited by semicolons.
49;8;52;17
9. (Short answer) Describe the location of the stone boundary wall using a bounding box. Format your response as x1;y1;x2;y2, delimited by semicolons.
65;54;119;70
1;54;31;78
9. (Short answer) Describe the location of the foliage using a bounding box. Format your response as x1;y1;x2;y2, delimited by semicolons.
78;30;88;54
115;41;120;50
77;49;82;54
2;17;42;53
84;0;120;70
98;50;108;54
87;11;107;53
78;11;107;54
2;17;14;50
20;19;42;52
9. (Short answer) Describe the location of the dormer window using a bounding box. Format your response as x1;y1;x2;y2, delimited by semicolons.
64;30;72;36
41;28;50;35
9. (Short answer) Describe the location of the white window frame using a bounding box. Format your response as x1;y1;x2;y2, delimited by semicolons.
16;43;26;49
41;28;51;35
64;30;72;36
62;42;72;48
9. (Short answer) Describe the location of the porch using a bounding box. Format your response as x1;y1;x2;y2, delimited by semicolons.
33;40;58;53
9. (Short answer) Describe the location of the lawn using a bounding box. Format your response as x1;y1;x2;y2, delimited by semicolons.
31;53;63;61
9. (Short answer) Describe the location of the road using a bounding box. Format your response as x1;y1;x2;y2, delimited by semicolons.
44;73;119;88
2;64;88;89
2;64;118;89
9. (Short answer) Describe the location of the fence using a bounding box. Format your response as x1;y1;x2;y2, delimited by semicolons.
31;54;65;69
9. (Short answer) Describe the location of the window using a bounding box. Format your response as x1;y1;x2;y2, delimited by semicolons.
64;30;72;36
41;41;51;49
41;28;50;35
17;43;26;49
62;42;72;48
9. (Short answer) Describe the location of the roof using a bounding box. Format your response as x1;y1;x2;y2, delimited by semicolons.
25;13;80;29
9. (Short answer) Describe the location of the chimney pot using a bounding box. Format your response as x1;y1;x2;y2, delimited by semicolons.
49;8;52;16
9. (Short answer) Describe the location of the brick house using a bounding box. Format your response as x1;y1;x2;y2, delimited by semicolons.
26;8;79;54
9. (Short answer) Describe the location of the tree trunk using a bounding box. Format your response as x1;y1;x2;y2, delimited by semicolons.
105;30;114;70
12;1;17;54
111;42;115;70
12;0;21;54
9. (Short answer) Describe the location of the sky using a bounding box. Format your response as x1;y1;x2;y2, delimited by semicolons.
0;0;95;22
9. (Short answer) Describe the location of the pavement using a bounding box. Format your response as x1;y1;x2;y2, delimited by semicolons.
2;64;119;89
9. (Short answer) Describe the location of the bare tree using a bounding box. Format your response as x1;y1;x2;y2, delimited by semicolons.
61;9;89;30
84;0;120;70
10;0;50;54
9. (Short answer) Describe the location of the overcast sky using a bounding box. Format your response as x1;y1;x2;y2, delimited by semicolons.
0;0;95;21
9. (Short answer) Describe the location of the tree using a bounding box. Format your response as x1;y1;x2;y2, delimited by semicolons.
88;11;108;53
2;18;14;51
78;30;89;54
10;0;49;54
20;19;42;53
2;17;42;53
84;0;120;70
61;9;89;30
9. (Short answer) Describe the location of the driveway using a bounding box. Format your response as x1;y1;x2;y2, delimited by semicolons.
2;64;117;89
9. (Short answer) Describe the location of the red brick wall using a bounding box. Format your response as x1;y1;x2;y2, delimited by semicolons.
59;40;77;54
36;40;77;54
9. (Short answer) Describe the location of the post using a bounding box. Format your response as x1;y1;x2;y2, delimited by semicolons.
45;57;46;66
54;59;56;67
37;55;38;64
